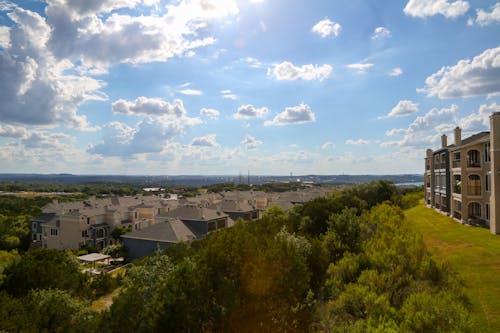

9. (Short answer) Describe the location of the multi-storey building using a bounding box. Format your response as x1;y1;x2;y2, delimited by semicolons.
425;112;500;234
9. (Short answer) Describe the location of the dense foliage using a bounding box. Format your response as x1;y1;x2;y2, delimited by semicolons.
0;182;468;332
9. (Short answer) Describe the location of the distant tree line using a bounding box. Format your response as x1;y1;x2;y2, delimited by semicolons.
0;181;469;332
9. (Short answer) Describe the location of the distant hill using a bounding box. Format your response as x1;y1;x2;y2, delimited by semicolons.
0;173;423;187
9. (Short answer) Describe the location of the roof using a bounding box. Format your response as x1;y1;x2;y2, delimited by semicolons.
208;199;255;213
121;219;195;243
161;205;227;221
461;131;490;146
77;253;111;263
32;212;57;223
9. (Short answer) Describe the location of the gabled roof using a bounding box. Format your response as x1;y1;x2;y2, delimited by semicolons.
160;205;227;221
121;219;195;243
208;199;255;213
32;212;57;223
461;131;490;146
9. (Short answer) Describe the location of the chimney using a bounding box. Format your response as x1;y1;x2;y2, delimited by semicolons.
489;112;500;234
441;134;447;149
454;127;461;146
426;149;433;157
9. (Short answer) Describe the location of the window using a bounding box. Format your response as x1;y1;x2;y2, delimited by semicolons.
468;202;481;218
50;228;58;236
467;150;480;168
486;173;491;192
468;175;481;196
485;142;491;163
86;217;90;225
453;175;461;194
486;203;490;220
452;152;461;168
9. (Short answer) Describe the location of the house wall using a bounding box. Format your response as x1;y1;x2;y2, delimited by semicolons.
122;238;173;259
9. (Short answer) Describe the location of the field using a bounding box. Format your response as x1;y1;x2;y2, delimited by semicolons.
405;203;500;333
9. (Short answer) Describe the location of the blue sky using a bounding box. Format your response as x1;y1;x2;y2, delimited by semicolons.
0;0;499;175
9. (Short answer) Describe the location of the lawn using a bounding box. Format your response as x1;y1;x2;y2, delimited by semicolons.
405;203;500;333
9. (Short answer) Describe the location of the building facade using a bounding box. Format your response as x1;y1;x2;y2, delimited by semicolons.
425;112;500;234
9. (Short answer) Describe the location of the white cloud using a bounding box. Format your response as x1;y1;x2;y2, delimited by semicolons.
474;3;500;26
200;108;220;119
381;104;458;148
404;0;470;18
270;61;332;81
347;63;374;73
311;18;342;38
0;124;27;138
459;102;500;132
321;141;335;149
345;139;370;145
372;26;391;39
0;26;10;48
264;103;315;126
388;67;403;76
43;0;239;67
244;57;262;68
112;97;187;116
178;89;203;95
241;134;263;149
234;104;269;119
191;134;219;147
0;7;106;129
382;100;419;118
419;45;500;98
221;89;237;100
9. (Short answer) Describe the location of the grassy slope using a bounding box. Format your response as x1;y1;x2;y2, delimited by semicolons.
405;203;500;333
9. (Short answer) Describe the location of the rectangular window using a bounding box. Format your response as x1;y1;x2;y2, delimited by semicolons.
486;203;490;220
86;217;90;225
486;173;491;192
50;228;58;236
485;142;491;162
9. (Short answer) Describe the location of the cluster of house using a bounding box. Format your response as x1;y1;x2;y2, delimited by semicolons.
425;112;500;234
32;187;330;258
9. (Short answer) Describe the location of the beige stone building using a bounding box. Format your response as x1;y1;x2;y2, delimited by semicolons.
425;112;500;234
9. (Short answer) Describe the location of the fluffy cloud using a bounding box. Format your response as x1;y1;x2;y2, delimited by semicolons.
0;7;105;129
345;139;370;145
241;134;263;149
200;108;220;119
269;61;332;81
404;0;470;18
372;26;391;39
191;134;219;147
311;18;342;37
0;124;28;138
473;3;500;26
44;0;239;67
264;103;315;126
234;104;269;119
347;63;374;73
388;67;403;76
112;97;187;116
382;100;419;118
419;45;500;98
382;105;458;148
459;103;500;132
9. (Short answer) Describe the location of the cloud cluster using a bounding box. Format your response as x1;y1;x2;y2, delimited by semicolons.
191;134;219;148
264;103;315;126
472;3;500;26
388;67;403;76
382;100;419;118
241;134;263;149
459;103;500;132
221;89;237;100
347;63;374;73
234;104;269;119
311;18;342;37
404;0;470;18
372;27;391;39
200;108;220;119
345;139;370;145
112;97;187;116
0;7;105;129
270;61;332;81
419;45;500;98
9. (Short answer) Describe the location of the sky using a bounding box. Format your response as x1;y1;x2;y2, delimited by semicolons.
0;0;499;175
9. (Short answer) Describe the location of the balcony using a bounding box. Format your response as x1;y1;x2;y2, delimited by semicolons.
453;185;461;194
467;161;481;168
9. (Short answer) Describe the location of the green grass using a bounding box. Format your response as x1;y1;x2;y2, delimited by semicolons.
405;203;500;333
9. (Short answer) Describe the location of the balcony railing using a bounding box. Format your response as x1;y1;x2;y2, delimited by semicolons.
452;160;461;168
467;160;481;168
467;185;481;196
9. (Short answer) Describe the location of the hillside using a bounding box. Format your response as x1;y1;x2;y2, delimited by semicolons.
405;203;500;333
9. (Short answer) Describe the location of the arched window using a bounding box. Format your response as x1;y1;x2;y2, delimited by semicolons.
467;175;481;196
468;202;481;219
467;150;480;168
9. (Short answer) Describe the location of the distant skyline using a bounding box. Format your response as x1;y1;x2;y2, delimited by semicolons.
0;0;499;175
